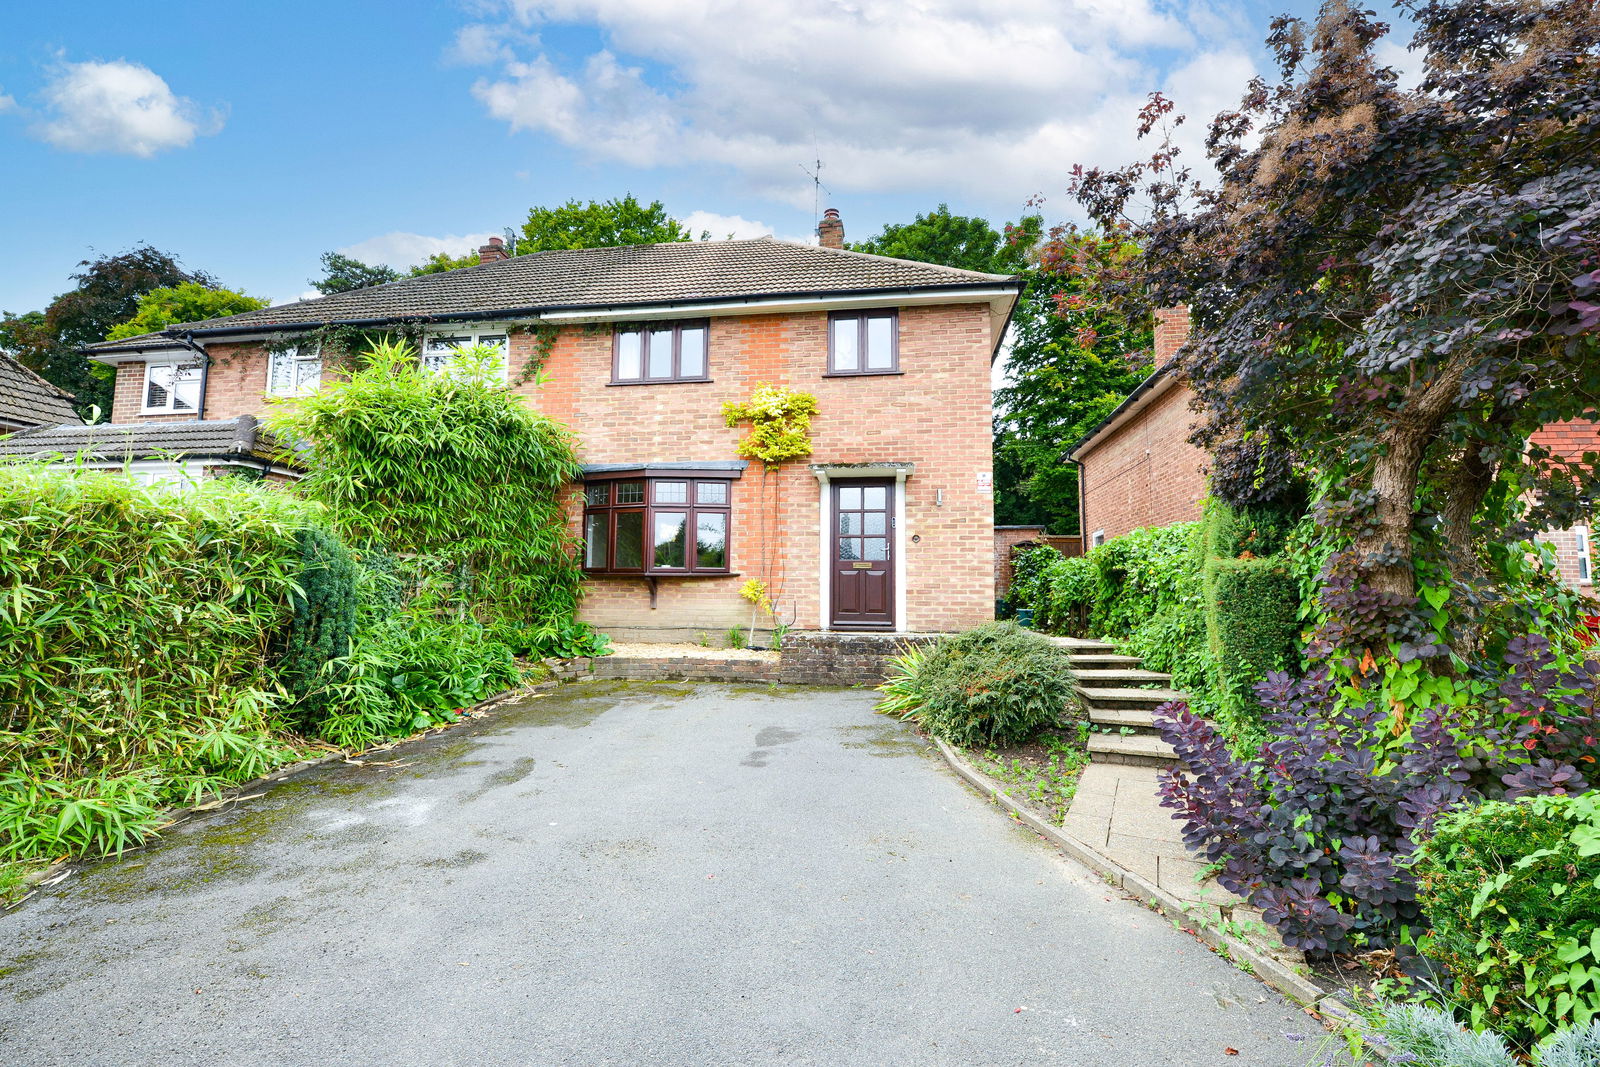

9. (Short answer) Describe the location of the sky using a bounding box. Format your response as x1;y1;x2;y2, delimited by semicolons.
0;0;1414;316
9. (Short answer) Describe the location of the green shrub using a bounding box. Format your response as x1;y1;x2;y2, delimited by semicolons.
1366;1005;1600;1066
1414;793;1600;1051
1203;554;1301;748
873;622;1077;748
0;464;315;858
274;524;361;723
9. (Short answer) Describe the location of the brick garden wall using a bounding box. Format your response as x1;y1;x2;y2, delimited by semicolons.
776;630;945;686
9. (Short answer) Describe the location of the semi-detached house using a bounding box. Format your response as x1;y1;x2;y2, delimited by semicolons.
10;221;1019;642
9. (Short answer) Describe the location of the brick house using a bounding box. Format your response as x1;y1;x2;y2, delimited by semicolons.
1071;308;1596;597
50;222;1018;642
0;351;81;433
1069;306;1207;547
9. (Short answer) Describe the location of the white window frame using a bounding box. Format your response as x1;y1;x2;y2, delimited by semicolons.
265;343;323;398
1578;526;1592;584
141;360;204;415
420;326;510;381
1091;529;1106;548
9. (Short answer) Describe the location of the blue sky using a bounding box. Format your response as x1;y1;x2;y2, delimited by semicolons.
0;0;1411;317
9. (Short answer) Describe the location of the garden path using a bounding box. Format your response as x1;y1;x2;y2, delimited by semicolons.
1;682;1327;1066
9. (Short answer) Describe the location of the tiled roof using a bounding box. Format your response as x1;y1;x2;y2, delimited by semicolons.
83;238;1017;348
0;352;82;428
0;415;284;465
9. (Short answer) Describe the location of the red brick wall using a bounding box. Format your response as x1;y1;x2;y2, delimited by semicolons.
1531;420;1598;594
1077;376;1208;543
517;304;996;639
111;342;277;423
1153;306;1190;366
994;526;1046;597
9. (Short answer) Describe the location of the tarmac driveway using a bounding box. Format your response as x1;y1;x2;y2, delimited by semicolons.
0;681;1328;1066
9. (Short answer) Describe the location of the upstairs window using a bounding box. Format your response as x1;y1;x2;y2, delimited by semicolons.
583;475;731;575
828;309;898;375
142;360;203;414
612;320;710;384
267;344;322;397
1578;527;1592;583
421;329;509;379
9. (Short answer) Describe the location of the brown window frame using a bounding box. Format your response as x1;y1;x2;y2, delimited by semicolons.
582;474;733;576
610;320;712;385
826;309;900;376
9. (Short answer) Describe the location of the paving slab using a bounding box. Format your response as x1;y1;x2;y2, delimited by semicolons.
1;682;1323;1066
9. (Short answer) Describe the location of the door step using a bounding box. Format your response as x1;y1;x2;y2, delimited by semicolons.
1073;668;1174;687
1078;686;1189;710
1065;653;1143;668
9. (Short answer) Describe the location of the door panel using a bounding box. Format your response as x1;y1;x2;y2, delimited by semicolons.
830;479;894;630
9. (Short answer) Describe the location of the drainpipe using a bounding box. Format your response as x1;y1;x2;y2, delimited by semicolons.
163;331;209;420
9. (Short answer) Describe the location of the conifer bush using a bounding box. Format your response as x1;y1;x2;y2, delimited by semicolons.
875;622;1077;748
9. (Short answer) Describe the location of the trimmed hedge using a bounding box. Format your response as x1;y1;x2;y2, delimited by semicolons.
1414;793;1600;1051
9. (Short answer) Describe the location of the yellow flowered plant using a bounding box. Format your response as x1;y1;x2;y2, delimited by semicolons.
722;384;819;467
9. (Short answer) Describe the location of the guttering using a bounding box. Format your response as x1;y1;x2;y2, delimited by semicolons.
1065;364;1181;462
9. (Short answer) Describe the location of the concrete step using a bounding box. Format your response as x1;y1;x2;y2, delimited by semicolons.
1042;635;1117;653
1078;686;1189;710
1084;705;1158;730
1073;668;1173;686
1065;653;1143;668
1088;732;1178;767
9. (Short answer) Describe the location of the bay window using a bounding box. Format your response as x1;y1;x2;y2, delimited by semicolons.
582;474;732;574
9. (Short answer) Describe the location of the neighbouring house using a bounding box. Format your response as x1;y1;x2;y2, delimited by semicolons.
36;219;1017;641
1070;307;1596;597
0;351;82;433
1069;307;1206;548
0;415;296;486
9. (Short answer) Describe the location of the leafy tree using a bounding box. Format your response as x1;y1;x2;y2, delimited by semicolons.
311;252;401;295
850;204;1038;275
107;282;268;341
1;245;208;417
518;195;690;252
408;250;477;276
1069;0;1600;650
996;232;1153;531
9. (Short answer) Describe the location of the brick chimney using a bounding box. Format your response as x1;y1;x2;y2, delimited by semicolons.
1153;305;1191;367
816;208;844;249
478;236;509;264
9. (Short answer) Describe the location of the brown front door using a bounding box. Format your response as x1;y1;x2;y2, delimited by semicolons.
830;479;894;630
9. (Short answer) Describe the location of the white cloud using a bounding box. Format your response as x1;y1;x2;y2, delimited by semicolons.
337;231;500;269
0;89;16;114
461;0;1253;206
680;210;772;241
33;59;220;157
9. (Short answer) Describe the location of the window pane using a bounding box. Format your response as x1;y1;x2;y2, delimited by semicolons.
838;485;861;509
616;330;642;379
866;316;894;369
863;537;889;561
837;512;861;535
584;514;608;568
479;335;509;377
864;512;887;535
616;482;645;504
423;336;468;373
145;366;171;408
679;326;707;378
695;513;727;569
647;328;675;378
831;317;859;371
695;481;727;505
171;365;201;411
294;351;322;392
863;486;888;510
585;483;611;506
839;537;862;561
654;480;688;504
654;512;687;568
268;350;295;395
615;512;644;569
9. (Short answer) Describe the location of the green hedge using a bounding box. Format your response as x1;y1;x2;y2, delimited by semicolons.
1008;503;1306;749
1414;793;1600;1052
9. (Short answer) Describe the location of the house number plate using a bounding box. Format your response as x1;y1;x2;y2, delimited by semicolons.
851;562;873;569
